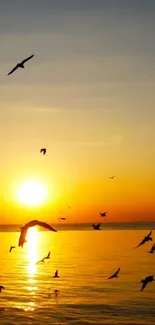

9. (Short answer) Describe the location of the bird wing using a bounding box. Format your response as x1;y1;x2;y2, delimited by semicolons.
141;281;147;291
24;220;38;228
55;270;58;277
21;54;34;65
114;268;120;277
134;238;146;249
147;231;152;237
36;221;57;232
47;251;50;258
108;274;114;279
7;65;19;75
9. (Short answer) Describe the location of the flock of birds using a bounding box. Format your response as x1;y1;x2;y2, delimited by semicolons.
1;54;153;301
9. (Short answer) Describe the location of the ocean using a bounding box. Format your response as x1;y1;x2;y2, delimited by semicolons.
0;223;155;325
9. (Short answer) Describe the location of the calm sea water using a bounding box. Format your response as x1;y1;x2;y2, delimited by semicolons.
0;223;155;325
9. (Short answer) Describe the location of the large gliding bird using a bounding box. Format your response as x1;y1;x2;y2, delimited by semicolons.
18;220;57;247
7;54;34;76
134;231;153;249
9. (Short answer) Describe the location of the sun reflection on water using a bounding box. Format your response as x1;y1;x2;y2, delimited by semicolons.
26;227;39;276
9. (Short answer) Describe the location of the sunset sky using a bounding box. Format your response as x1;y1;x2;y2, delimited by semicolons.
0;0;155;224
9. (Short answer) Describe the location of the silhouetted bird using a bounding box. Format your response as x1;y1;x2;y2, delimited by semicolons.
40;148;46;155
18;220;57;247
53;270;59;278
100;212;107;217
141;275;154;291
149;244;155;254
0;286;5;293
7;54;34;75
92;223;101;230
108;268;120;280
9;246;16;252
36;258;45;265
109;176;115;179
44;251;51;260
58;217;66;221
134;231;153;249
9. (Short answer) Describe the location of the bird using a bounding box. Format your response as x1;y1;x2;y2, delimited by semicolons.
7;54;34;76
58;217;66;221
44;251;51;260
108;268;120;280
40;148;46;155
140;275;154;291
134;231;153;249
9;246;16;252
100;212;107;217
0;286;5;293
92;223;101;230
53;270;59;278
109;176;115;179
36;258;45;265
149;244;155;254
18;220;57;247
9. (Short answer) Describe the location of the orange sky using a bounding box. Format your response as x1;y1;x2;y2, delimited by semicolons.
0;1;155;224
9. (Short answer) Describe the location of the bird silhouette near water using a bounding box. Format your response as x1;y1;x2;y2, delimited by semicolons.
100;212;107;217
7;54;34;75
108;268;120;280
0;286;5;293
149;244;155;254
53;270;59;278
9;246;16;253
92;223;101;230
140;275;154;291
109;176;115;179
18;220;57;247
134;231;153;249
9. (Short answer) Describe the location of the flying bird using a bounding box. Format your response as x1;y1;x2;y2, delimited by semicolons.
109;176;115;179
140;275;154;291
149;244;155;254
7;54;34;76
92;223;101;230
0;286;5;293
40;148;46;155
134;231;153;249
44;251;51;260
18;220;57;247
100;212;107;217
108;268;120;280
58;217;66;221
53;270;59;278
9;246;16;253
36;258;45;265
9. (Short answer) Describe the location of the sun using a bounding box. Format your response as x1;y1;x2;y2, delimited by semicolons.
17;180;48;207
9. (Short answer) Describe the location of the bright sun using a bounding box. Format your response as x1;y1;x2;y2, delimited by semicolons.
17;180;48;207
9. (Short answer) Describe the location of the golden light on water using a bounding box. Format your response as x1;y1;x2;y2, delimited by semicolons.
27;227;39;276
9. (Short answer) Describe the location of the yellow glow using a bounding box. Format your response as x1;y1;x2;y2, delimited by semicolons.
17;180;48;207
27;227;39;276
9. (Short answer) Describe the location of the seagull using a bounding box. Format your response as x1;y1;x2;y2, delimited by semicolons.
58;217;66;221
7;54;34;76
9;246;16;253
108;268;120;280
140;275;154;291
40;148;46;155
134;231;153;249
100;212;107;217
109;176;115;179
0;286;5;293
36;258;45;265
149;244;155;254
53;270;59;278
18;220;57;247
44;251;51;260
92;223;101;230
